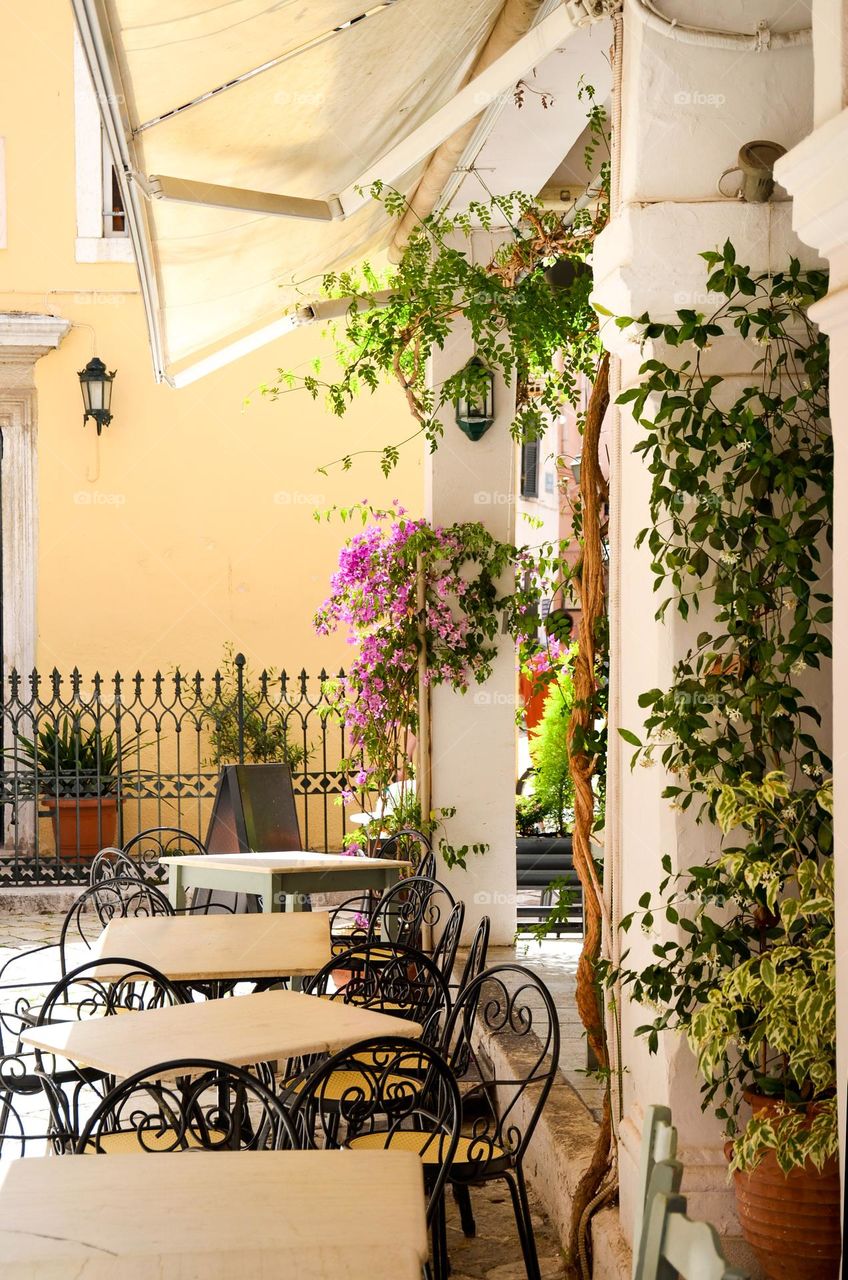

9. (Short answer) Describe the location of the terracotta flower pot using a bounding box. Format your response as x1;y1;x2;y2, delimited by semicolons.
727;1093;842;1280
45;795;119;862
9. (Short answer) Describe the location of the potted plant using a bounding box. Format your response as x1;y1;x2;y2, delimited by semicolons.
8;716;132;861
688;773;839;1280
206;645;308;771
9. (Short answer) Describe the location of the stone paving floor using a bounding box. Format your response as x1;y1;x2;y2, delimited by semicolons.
445;1180;565;1280
0;907;580;1277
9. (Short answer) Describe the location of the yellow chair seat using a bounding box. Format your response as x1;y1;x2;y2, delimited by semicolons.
81;1126;223;1154
289;1067;420;1102
348;1130;508;1169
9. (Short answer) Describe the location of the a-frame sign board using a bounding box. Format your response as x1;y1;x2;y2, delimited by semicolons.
198;763;303;912
205;763;302;854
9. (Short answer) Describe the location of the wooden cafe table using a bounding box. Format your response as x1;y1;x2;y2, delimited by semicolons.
160;850;410;914
89;911;333;984
21;987;423;1080
5;1248;423;1280
0;1149;428;1273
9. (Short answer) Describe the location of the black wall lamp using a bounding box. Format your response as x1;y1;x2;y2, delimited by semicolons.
455;356;495;441
78;357;116;434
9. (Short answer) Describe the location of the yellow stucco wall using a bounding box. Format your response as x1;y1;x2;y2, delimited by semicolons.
0;1;421;679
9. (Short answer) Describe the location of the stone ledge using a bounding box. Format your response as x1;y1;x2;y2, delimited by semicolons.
0;885;80;915
477;1020;630;1278
478;1019;763;1278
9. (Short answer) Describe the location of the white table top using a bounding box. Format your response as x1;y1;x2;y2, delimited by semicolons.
21;988;422;1079
90;911;332;981
161;851;410;875
6;1247;423;1280
0;1150;428;1266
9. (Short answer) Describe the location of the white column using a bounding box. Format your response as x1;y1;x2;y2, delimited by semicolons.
776;36;848;1172
425;233;517;944
594;0;820;1246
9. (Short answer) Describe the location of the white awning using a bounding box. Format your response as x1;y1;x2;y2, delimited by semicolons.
72;0;602;384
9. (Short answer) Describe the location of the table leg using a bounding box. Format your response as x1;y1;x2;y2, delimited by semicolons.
261;875;277;914
169;865;186;912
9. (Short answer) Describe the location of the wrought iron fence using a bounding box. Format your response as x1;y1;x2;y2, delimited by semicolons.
0;656;351;886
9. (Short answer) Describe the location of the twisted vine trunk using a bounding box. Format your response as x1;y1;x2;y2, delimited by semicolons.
565;353;613;1276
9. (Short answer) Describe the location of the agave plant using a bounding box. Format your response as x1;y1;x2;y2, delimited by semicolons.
6;716;136;797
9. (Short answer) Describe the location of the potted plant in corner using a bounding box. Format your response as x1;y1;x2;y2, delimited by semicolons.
620;771;839;1280
689;773;839;1280
8;716;131;862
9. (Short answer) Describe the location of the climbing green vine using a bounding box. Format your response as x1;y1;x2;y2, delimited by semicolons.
610;244;835;1173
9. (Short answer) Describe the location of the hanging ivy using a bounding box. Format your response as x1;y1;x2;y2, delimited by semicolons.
262;81;608;475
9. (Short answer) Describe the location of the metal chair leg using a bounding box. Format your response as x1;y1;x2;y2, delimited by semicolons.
452;1182;477;1237
504;1169;541;1280
431;1188;452;1280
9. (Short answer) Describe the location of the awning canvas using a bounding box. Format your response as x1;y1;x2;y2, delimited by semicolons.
72;0;595;383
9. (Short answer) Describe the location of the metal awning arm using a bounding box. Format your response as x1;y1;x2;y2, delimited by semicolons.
144;1;609;224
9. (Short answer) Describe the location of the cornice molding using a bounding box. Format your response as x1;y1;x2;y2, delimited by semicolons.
0;312;72;355
776;108;848;263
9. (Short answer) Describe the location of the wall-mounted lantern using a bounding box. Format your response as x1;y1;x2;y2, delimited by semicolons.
455;356;495;442
78;357;115;435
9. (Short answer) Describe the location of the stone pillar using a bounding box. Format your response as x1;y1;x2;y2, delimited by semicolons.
775;0;848;1172
425;233;517;945
0;313;71;675
593;0;820;1248
0;313;71;850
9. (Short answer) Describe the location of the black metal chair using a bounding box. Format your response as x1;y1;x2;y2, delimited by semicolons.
439;965;561;1280
303;941;451;1046
454;915;491;998
76;1058;297;1154
330;874;457;957
33;955;186;1152
431;900;465;983
90;845;140;884
122;826;208;879
285;1035;461;1280
375;828;433;870
58;877;174;973
0;1049;51;1157
328;829;435;944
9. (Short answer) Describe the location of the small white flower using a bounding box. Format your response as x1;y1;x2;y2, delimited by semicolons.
639;751;656;769
727;707;741;722
791;658;807;674
719;551;740;566
782;593;797;611
773;706;790;717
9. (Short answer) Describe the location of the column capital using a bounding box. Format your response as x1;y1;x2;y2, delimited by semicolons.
776;107;848;267
592;201;824;355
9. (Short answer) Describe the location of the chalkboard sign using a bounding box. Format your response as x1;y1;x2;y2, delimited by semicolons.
198;764;302;913
205;764;302;853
